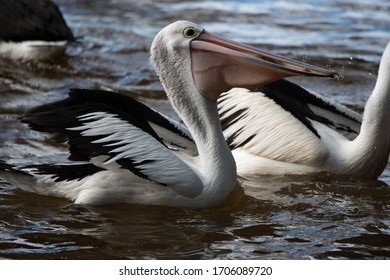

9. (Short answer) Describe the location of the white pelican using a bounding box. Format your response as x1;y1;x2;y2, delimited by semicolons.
0;21;334;207
0;0;74;61
218;42;390;179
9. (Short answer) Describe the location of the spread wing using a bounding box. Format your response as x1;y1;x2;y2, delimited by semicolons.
21;89;202;197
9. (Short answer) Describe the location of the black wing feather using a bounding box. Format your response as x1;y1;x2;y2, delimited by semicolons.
250;79;361;139
21;89;201;189
29;163;105;182
21;88;192;162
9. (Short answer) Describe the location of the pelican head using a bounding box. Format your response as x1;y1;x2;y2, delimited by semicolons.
151;20;337;102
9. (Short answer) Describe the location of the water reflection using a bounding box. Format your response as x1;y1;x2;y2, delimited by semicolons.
1;175;390;259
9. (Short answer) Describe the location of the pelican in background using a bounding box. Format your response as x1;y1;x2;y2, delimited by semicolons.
0;0;74;61
218;42;390;179
0;21;335;207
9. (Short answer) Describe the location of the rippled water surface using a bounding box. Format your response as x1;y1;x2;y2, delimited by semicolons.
1;0;390;259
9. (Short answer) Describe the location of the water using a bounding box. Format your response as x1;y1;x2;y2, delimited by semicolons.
0;0;389;259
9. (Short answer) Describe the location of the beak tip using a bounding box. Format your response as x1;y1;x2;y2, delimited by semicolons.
325;70;339;79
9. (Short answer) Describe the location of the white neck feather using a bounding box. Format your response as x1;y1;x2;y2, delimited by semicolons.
150;29;236;205
346;42;390;178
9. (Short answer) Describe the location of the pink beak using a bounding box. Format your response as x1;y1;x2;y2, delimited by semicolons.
190;31;337;101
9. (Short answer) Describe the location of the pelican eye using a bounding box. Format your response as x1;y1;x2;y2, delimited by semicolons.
183;27;198;38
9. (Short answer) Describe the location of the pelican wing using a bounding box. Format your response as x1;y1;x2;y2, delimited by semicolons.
259;79;361;138
218;79;362;164
0;0;74;42
21;89;202;197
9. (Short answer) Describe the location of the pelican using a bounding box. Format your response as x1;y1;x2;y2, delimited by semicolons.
0;0;74;61
218;42;390;179
0;21;334;207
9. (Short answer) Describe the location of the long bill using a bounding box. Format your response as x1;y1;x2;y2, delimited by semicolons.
190;31;338;101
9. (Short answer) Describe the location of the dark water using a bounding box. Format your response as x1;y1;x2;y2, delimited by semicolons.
0;0;390;259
